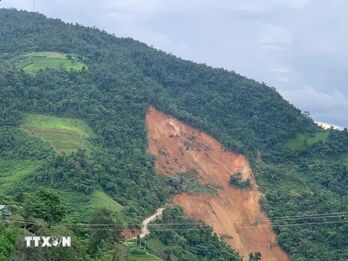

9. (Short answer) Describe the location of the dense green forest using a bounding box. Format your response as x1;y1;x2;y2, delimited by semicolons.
0;8;347;260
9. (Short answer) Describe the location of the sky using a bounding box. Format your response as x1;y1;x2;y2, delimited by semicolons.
2;0;348;127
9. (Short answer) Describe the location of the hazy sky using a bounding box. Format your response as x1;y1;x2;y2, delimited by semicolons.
2;0;348;127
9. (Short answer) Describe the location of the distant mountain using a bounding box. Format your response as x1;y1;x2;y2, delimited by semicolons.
0;8;347;261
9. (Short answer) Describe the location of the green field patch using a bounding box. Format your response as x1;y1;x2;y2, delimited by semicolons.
14;51;86;73
22;114;93;154
286;131;329;152
90;190;123;213
0;159;43;193
64;190;123;222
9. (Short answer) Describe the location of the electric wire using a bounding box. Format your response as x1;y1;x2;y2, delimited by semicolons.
5;213;348;231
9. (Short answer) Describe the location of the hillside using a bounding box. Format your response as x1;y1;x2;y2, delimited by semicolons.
146;107;288;260
0;8;347;261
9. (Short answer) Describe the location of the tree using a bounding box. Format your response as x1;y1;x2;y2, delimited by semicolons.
249;252;262;261
24;189;66;224
229;172;251;189
89;208;124;253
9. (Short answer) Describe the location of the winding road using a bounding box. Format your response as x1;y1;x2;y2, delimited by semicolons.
129;207;165;240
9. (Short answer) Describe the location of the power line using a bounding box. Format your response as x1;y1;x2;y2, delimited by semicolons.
7;219;348;231
4;211;348;226
6;213;348;230
76;220;348;231
19;212;348;224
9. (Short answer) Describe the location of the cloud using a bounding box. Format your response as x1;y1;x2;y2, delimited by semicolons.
281;86;347;109
280;86;348;125
278;78;290;83
226;0;310;12
260;24;293;50
101;0;161;18
270;67;291;73
104;0;159;11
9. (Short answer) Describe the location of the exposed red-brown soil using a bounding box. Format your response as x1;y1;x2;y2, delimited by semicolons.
121;229;140;240
145;106;289;261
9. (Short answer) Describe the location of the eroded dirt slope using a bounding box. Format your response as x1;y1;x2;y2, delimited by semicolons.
146;106;289;261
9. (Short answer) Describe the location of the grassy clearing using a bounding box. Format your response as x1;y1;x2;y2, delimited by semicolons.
22;114;93;154
64;190;123;222
90;190;123;213
24;114;93;136
14;51;86;73
286;131;329;152
0;159;43;193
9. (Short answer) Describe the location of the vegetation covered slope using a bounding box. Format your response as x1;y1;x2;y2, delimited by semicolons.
0;8;347;260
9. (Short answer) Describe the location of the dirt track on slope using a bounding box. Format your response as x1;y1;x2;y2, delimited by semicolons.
145;106;289;261
127;208;165;241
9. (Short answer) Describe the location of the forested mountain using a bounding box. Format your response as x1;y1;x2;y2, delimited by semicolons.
0;8;347;260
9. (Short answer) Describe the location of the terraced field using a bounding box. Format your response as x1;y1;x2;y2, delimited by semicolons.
22;114;93;153
14;51;86;73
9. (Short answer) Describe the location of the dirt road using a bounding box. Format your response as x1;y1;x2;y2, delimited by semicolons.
128;208;165;240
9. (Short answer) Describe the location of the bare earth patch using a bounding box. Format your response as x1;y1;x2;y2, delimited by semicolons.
146;106;289;261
